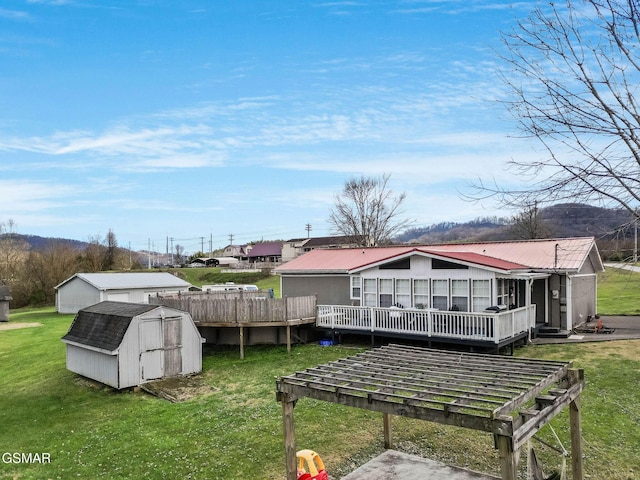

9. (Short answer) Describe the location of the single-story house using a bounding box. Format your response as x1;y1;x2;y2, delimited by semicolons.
55;272;193;314
275;237;604;332
62;301;203;389
248;241;283;264
281;235;362;262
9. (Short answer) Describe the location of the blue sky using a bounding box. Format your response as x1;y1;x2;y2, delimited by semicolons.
0;1;541;255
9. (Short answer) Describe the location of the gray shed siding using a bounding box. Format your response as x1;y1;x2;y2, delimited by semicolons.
57;278;101;314
66;345;119;388
281;275;351;305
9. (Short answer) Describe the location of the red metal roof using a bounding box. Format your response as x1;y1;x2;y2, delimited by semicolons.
426;237;600;271
274;237;601;274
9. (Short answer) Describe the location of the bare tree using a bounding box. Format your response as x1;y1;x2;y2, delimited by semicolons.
328;174;410;246
104;229;117;271
509;202;552;239
480;0;640;218
174;244;185;265
82;234;106;271
25;242;80;305
0;220;29;285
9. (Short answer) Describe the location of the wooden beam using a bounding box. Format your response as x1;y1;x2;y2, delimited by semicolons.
569;369;584;480
496;435;517;480
280;394;297;480
286;324;291;355
239;326;244;360
383;413;393;449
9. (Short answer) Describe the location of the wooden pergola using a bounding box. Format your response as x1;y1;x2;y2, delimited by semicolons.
276;344;584;480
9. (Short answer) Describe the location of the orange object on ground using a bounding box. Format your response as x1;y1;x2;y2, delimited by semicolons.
296;449;329;480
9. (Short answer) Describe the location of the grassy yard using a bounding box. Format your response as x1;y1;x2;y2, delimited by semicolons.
1;307;639;479
597;266;640;315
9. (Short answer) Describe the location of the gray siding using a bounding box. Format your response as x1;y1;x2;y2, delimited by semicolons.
570;274;597;327
66;345;119;388
281;275;351;305
57;278;100;314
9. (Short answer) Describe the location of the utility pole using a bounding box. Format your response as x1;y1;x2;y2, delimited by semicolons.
170;237;174;265
305;223;312;238
634;218;638;264
148;238;151;269
229;233;234;245
200;236;204;255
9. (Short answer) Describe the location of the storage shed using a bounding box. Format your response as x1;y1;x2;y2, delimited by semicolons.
61;301;204;389
55;272;193;314
0;285;11;322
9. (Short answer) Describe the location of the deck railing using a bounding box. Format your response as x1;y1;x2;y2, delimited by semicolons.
151;294;316;324
317;305;536;344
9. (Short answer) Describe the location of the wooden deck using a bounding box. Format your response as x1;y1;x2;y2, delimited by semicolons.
276;344;585;480
150;294;317;358
317;305;536;351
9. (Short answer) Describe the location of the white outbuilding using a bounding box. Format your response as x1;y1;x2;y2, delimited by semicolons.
61;301;204;389
55;272;193;314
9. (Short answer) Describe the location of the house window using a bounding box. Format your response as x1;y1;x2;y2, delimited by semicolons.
451;279;469;311
351;275;361;299
380;258;411;269
472;279;491;312
432;258;469;270
413;279;429;308
432;279;449;310
379;279;393;307
497;279;513;307
363;278;377;307
395;279;411;308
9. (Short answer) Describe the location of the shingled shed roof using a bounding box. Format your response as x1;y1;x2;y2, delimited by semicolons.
62;301;158;353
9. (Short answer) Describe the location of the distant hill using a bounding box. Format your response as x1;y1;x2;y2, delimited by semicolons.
0;234;88;251
398;203;635;244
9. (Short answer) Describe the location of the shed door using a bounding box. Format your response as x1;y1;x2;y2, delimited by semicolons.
140;319;163;381
163;317;182;377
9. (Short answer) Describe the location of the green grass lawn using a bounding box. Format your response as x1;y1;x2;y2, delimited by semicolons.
597;267;640;315
1;307;639;479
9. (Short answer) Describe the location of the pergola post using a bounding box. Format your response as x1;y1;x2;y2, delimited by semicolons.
383;413;393;449
569;369;584;480
280;393;298;480
496;435;517;480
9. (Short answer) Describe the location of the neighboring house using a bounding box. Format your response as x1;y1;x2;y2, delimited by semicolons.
61;301;203;389
55;272;193;314
281;235;361;262
222;244;251;261
247;241;283;264
275;237;604;332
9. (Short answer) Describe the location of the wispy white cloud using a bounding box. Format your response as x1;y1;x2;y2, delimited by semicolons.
0;8;30;20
